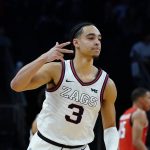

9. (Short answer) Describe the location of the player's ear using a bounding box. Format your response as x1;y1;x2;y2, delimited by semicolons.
73;39;79;48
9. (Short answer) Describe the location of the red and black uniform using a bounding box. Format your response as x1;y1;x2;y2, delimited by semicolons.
118;107;148;150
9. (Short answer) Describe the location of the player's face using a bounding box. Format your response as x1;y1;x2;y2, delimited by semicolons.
74;25;101;58
143;91;150;111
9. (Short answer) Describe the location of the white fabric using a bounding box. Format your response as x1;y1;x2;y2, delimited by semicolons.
37;60;107;145
27;132;90;150
104;127;119;150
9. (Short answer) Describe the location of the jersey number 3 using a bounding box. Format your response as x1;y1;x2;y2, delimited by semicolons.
65;103;84;124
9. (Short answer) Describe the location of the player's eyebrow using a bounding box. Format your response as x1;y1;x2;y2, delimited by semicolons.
86;33;102;38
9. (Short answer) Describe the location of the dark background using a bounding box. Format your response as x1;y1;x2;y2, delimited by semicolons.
0;0;150;149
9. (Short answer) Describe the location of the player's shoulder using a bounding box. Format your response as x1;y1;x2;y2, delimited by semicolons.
43;61;64;72
103;77;117;103
93;67;116;90
44;61;66;85
42;61;64;80
99;67;117;94
133;109;146;118
132;109;147;125
106;77;116;91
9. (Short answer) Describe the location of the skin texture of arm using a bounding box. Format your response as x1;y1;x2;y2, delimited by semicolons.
132;110;148;150
31;117;38;135
101;78;117;129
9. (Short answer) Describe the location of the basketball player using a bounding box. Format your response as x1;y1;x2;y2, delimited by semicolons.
118;87;150;150
10;22;119;150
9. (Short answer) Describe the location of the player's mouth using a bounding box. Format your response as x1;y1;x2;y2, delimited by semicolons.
92;47;100;50
92;48;100;52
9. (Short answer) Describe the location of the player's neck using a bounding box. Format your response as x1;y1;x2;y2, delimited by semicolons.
72;58;98;82
133;103;143;110
73;56;94;73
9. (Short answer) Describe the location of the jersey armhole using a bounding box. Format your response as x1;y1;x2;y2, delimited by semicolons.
47;61;65;92
100;74;109;103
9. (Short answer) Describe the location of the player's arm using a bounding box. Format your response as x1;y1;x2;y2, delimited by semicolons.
10;42;73;92
31;117;38;135
101;78;119;150
132;111;148;150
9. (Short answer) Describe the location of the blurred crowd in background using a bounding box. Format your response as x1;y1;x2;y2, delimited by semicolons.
0;0;150;149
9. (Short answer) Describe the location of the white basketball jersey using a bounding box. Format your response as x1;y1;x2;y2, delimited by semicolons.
37;60;108;146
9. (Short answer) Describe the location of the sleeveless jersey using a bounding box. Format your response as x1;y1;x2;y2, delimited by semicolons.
118;107;148;150
37;60;108;145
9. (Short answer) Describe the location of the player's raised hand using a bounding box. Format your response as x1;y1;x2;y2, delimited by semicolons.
43;41;73;62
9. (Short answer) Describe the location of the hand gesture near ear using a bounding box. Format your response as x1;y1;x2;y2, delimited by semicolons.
10;41;73;92
43;41;73;62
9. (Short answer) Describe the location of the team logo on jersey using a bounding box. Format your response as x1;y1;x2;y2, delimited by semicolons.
60;86;98;107
91;88;98;93
66;79;74;82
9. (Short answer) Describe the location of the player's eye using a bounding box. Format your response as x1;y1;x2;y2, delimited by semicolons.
87;36;94;40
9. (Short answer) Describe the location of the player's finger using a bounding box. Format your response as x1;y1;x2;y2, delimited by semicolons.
56;41;71;48
55;42;59;46
57;48;73;54
56;56;64;62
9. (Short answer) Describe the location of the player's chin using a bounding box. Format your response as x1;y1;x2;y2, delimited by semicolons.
92;54;100;59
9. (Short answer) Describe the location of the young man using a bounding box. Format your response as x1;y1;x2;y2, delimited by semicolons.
10;22;119;150
118;87;150;150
